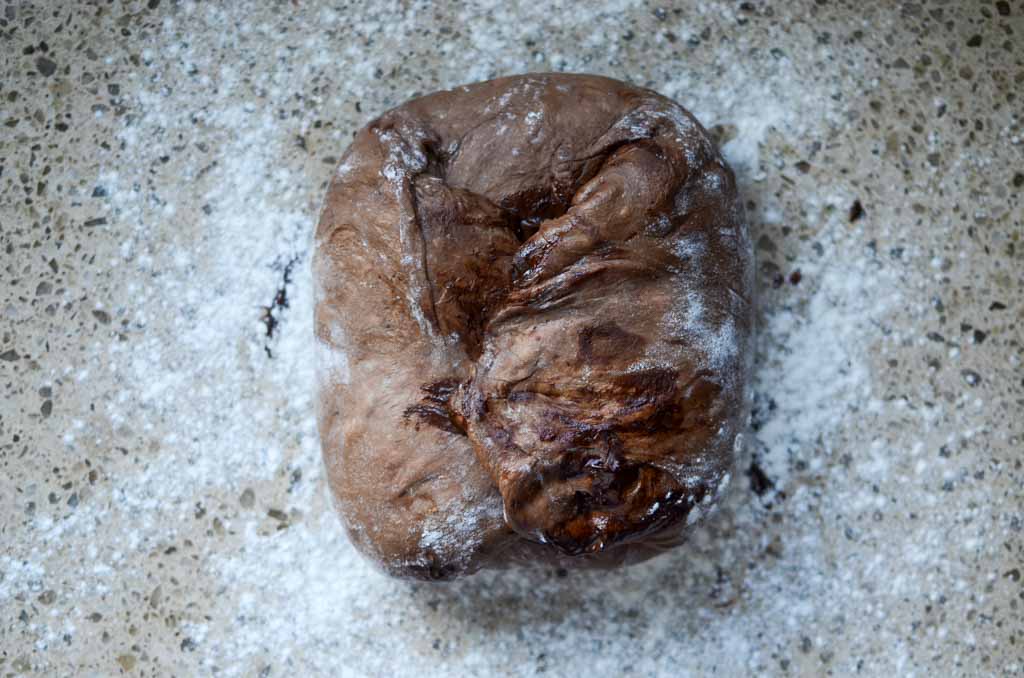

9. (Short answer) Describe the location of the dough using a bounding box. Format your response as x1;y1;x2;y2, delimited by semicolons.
314;73;753;579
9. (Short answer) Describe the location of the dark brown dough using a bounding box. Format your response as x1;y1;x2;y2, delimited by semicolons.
314;73;753;579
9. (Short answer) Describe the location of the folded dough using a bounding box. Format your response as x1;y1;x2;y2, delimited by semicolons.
314;73;753;579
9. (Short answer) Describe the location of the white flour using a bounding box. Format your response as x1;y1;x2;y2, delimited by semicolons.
4;2;1013;676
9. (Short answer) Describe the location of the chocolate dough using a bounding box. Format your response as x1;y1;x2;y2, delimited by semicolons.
314;73;753;579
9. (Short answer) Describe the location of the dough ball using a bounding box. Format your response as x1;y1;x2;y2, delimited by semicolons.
314;73;753;579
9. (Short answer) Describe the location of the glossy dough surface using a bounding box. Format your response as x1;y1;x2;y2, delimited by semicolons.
314;73;753;579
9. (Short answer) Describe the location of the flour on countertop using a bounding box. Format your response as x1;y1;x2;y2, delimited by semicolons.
3;2;1019;676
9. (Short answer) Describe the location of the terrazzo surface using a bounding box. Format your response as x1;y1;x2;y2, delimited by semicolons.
1;1;1022;676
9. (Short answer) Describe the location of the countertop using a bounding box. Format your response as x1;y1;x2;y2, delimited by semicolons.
1;1;1022;676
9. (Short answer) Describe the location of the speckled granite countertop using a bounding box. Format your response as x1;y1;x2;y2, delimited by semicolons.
1;1;1022;676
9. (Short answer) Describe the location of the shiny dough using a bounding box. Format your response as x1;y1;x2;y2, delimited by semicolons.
314;73;753;579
